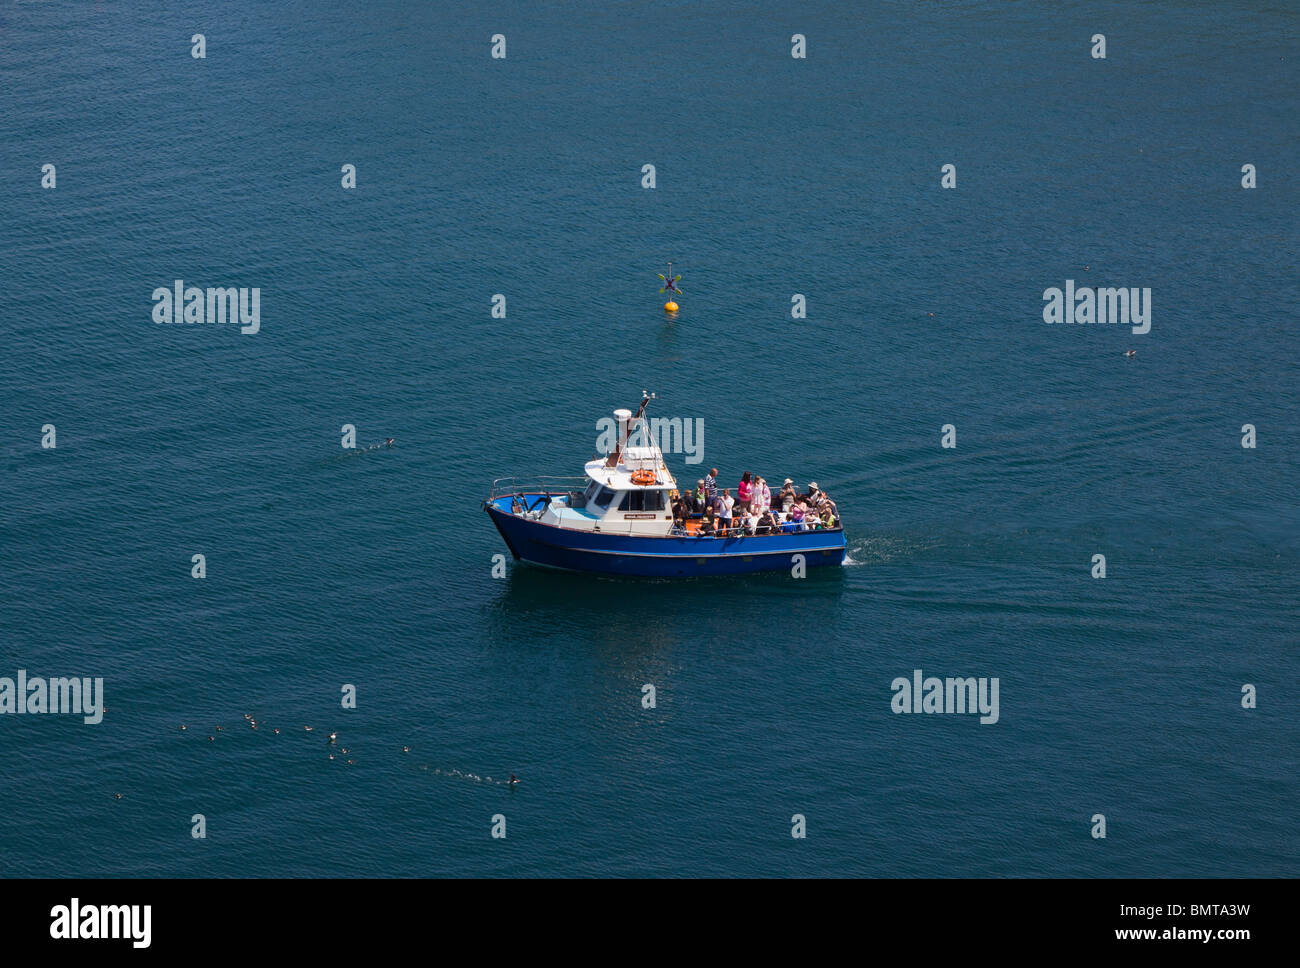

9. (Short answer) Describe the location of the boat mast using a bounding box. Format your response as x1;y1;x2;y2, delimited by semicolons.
605;392;654;468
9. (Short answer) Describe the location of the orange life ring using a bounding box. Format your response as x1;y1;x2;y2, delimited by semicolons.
630;469;658;486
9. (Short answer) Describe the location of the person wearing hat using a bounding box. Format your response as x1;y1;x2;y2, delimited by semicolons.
778;478;796;512
698;510;716;537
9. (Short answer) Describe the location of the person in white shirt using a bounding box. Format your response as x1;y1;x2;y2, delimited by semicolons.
717;489;734;530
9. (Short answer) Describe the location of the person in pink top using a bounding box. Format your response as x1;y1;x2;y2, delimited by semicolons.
737;471;753;509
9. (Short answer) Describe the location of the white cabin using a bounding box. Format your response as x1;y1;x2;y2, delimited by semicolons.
537;406;679;536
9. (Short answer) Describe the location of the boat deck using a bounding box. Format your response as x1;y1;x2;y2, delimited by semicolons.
485;494;841;540
677;517;833;538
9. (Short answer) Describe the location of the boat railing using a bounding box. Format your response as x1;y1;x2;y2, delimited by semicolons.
487;476;589;502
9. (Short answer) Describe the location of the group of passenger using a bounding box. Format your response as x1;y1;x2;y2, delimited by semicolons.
672;467;840;537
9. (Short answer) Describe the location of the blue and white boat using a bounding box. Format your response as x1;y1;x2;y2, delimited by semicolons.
483;394;846;577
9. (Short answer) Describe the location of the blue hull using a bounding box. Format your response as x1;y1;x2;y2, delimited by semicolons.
484;495;845;577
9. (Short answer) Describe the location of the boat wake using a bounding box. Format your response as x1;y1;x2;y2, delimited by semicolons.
341;439;395;457
422;766;515;787
845;534;941;565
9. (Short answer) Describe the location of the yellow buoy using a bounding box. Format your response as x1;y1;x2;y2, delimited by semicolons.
664;301;679;313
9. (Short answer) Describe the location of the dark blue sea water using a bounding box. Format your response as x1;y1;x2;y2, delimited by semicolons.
1;1;1296;877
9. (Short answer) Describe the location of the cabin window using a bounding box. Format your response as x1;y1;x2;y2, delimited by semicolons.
583;480;601;503
593;487;617;509
625;489;665;512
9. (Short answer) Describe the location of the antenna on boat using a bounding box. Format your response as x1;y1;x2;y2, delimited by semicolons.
631;392;656;457
636;391;655;435
605;392;655;468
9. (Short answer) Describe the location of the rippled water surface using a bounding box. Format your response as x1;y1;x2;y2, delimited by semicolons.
0;1;1296;876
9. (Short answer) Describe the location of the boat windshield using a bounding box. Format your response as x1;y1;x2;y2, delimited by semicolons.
622;489;665;511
